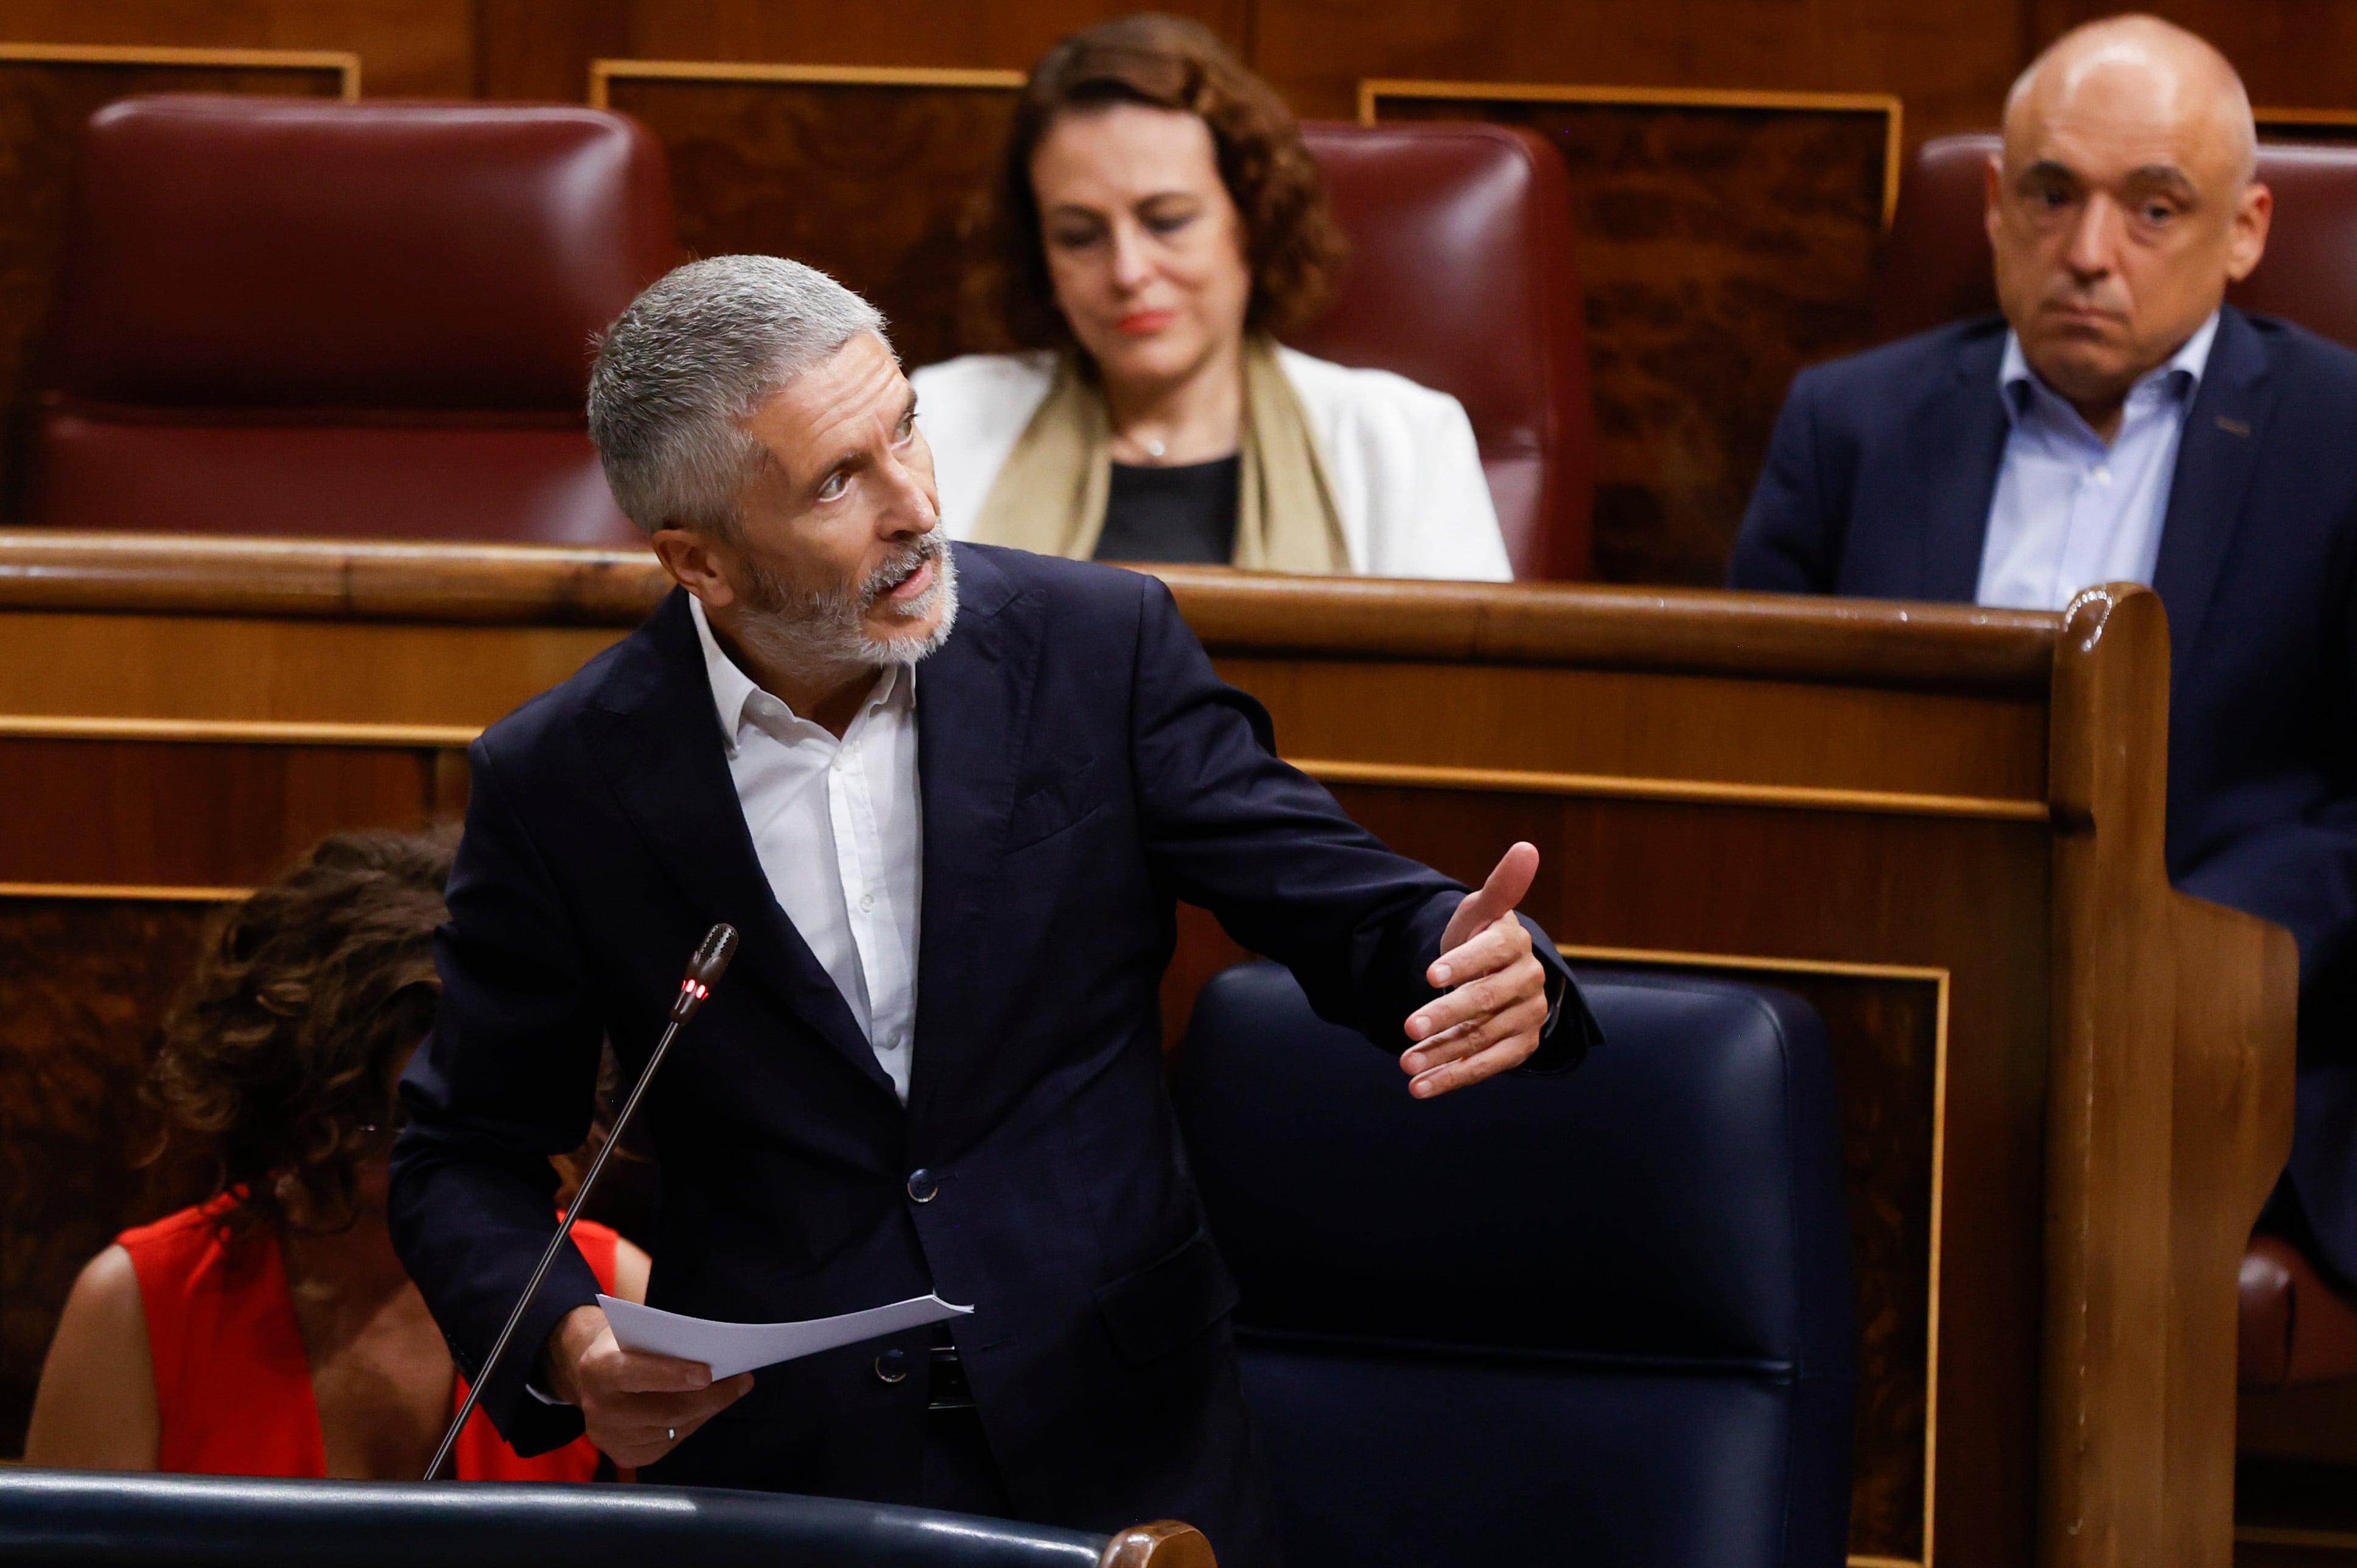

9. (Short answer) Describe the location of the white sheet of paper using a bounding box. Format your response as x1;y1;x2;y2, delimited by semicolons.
596;1292;973;1379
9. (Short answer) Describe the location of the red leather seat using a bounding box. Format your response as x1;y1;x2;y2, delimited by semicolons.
2240;1235;2357;1388
27;96;674;544
1292;122;1594;581
1874;131;2357;351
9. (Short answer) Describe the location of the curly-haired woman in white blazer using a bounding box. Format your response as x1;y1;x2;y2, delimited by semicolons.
912;14;1511;582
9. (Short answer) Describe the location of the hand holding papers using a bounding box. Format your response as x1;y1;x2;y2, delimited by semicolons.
597;1292;973;1379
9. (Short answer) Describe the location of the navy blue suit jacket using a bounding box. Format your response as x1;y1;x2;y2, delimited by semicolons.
1730;306;2357;1278
390;544;1588;1561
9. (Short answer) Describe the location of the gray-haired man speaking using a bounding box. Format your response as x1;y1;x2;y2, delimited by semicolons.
392;255;1591;1564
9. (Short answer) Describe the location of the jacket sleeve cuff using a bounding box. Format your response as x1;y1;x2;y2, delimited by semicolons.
1516;916;1600;1076
455;1268;601;1457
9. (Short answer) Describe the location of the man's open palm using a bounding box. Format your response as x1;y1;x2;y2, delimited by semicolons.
1399;841;1552;1098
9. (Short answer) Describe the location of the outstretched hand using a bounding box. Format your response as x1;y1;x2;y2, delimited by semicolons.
1399;842;1551;1099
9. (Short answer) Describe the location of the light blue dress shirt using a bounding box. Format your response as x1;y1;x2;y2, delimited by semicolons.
1975;310;2219;611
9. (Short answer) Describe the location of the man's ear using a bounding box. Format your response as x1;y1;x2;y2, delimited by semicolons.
2226;181;2273;284
650;527;738;610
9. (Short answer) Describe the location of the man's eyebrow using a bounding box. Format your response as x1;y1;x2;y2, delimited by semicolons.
902;387;919;422
2021;158;2082;183
2121;163;2198;195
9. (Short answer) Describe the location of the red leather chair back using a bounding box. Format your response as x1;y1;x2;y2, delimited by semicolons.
1292;122;1594;581
1875;131;2357;351
29;96;675;543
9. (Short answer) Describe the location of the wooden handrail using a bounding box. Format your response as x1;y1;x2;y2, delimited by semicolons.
0;531;2062;693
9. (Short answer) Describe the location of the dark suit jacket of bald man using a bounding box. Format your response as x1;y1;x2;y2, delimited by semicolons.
389;542;1591;1566
1729;304;2357;1284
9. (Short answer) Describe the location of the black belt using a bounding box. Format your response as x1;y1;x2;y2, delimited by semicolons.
927;1323;975;1412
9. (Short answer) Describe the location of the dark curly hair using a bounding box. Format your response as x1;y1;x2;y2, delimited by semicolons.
982;12;1347;352
147;827;458;1236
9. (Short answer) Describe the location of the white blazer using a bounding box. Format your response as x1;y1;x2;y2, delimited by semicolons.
909;346;1514;581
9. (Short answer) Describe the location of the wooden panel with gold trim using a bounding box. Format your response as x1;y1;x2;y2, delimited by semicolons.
1210;653;2050;811
0;735;461;889
593;60;1025;371
1362;80;1902;587
2257;108;2357;144
1297;757;2049;822
0;45;354;523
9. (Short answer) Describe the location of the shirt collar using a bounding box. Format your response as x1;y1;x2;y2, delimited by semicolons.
1999;308;2219;426
688;594;909;756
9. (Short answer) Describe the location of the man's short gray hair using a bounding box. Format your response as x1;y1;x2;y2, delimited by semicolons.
588;255;890;537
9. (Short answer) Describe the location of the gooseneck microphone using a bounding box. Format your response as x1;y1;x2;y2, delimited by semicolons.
424;923;740;1481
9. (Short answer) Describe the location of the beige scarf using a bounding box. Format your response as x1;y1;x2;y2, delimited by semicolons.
965;334;1351;573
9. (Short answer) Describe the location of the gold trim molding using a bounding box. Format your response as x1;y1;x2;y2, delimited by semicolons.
0;715;478;747
0;724;2051;831
0;880;248;901
1566;940;1949;1568
2256;106;2357;131
2235;1523;2357;1550
590;58;1024;108
1298;758;2048;822
0;41;360;98
1358;77;1907;228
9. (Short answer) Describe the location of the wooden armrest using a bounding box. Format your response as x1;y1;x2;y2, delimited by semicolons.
1100;1520;1216;1567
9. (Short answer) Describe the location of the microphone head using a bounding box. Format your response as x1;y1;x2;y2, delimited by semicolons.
687;924;739;988
669;924;739;1024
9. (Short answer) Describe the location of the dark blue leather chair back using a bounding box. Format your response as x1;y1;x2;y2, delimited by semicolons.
1174;962;1858;1568
0;1468;1118;1566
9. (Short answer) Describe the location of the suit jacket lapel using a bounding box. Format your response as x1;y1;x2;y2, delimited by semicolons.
577;589;895;1101
909;547;1042;1123
2153;306;2273;675
1907;323;2013;601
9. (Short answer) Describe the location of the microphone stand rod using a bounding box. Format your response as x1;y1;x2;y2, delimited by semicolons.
424;923;737;1482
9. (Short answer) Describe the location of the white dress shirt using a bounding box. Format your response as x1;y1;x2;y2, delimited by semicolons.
690;596;922;1102
1975;311;2218;611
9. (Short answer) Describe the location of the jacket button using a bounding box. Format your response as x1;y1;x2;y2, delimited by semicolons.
875;1348;908;1384
906;1168;938;1203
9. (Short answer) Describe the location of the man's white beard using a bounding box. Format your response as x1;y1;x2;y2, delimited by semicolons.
729;532;959;682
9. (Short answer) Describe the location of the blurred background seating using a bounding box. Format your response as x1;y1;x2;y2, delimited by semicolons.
22;95;671;544
1290;121;1592;581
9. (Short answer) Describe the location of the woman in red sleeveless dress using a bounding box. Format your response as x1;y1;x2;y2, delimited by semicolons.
24;830;649;1480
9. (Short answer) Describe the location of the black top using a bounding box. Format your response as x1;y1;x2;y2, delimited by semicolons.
1094;455;1241;564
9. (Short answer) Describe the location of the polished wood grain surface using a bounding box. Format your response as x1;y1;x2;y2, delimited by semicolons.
598;68;1021;370
2037;586;2302;1568
0;534;2058;687
1097;1519;1217;1568
1368;86;1891;586
0;544;2294;1568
